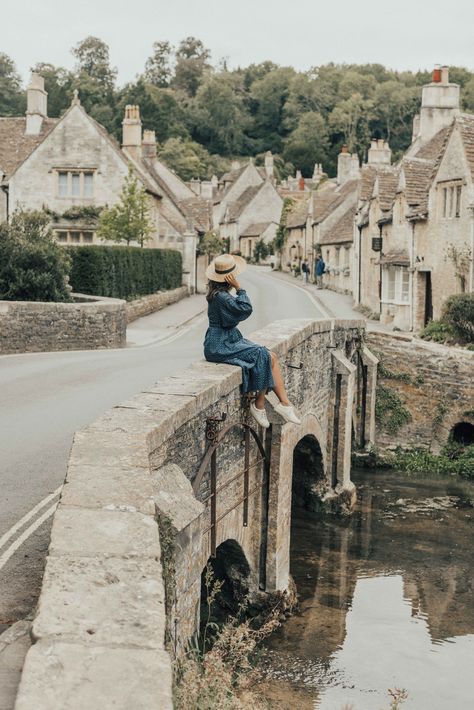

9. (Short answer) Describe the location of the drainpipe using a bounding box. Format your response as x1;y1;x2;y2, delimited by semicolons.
357;225;362;304
410;221;415;332
470;203;474;293
378;224;383;317
1;185;9;221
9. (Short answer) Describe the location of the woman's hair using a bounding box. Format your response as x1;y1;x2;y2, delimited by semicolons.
206;279;231;303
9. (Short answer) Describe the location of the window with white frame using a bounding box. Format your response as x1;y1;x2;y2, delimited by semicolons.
382;266;410;304
56;170;95;198
55;230;94;245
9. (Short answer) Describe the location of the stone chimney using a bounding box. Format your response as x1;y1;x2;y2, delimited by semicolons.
337;145;352;184
142;129;157;160
200;181;213;199
367;138;391;166
25;73;47;135
418;65;460;142
122;105;142;159
211;174;218;190
264;151;274;178
231;160;241;171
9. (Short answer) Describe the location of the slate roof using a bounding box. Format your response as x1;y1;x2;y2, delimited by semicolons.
178;196;212;233
0;117;58;181
319;205;355;245
240;221;273;237
225;184;263;222
359;165;377;201
401;157;435;215
313;179;358;224
414;125;452;161
220;164;247;184
376;168;400;212
456;113;474;181
286;198;309;228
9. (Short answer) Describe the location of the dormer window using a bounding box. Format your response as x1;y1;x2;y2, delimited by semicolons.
56;170;95;198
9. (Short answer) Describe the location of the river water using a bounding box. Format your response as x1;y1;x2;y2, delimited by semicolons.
261;469;474;709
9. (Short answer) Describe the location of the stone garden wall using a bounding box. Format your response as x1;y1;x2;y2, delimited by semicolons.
367;330;474;453
0;294;126;355
125;285;188;323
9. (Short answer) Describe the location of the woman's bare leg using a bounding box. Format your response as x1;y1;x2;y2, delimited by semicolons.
270;352;290;406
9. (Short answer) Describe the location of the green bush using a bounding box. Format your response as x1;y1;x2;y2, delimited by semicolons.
387;443;474;478
442;293;474;343
0;210;72;302
68;246;182;299
419;319;455;343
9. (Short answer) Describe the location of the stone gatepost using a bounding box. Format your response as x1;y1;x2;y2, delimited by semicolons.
181;227;198;293
327;351;357;496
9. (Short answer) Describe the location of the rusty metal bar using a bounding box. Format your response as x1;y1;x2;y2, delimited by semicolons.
259;424;272;590
243;426;250;526
210;449;217;557
200;457;265;504
202;481;265;535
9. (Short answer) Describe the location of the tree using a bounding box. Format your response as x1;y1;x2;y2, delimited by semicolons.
253;239;269;263
193;73;249;155
198;231;224;262
329;93;373;153
0;210;72;302
249;67;296;151
0;53;24;115
157;137;230;181
116;79;189;142
145;41;173;87
98;167;154;247
31;62;73;117
71;36;117;91
173;37;211;96
283;112;330;176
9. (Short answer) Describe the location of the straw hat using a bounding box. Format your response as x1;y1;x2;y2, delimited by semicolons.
205;253;247;283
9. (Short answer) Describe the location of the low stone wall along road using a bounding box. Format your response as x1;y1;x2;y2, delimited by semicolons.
0;267;326;648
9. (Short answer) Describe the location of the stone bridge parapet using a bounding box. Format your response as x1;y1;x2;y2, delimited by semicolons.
14;317;377;710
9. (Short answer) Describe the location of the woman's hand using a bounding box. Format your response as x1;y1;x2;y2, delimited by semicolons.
225;273;241;291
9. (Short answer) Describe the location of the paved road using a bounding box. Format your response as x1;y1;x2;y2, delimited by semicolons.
0;267;325;630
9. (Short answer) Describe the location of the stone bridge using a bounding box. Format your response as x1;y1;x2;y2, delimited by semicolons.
14;317;377;710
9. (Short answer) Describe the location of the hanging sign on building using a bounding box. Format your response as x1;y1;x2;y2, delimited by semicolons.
372;237;382;252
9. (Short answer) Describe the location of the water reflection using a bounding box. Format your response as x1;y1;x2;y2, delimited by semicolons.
263;470;474;709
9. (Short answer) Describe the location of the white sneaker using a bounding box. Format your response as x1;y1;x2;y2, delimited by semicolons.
275;402;302;425
250;402;270;428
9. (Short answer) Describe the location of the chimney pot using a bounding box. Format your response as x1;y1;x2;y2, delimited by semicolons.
122;104;143;158
432;66;442;83
441;66;449;84
25;72;48;135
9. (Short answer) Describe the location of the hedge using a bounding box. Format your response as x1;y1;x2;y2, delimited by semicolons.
68;246;182;299
442;293;474;343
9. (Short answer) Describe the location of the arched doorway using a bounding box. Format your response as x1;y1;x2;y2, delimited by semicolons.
450;422;474;445
292;434;325;513
199;539;251;648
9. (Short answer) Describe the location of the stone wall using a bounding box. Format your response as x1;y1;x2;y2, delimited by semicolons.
15;317;375;710
367;330;474;453
125;285;189;323
0;294;126;355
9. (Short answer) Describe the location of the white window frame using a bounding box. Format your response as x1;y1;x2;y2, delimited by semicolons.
382;266;410;305
55;170;96;199
439;181;462;220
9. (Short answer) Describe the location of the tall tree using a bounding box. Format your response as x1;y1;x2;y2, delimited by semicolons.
173;36;211;96
71;37;117;132
283;112;330;176
193;73;249;155
0;53;24;115
144;41;173;87
249;67;296;151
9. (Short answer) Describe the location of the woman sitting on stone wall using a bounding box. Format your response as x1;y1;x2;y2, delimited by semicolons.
204;253;301;429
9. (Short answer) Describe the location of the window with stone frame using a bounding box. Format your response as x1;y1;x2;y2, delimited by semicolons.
56;170;95;199
382;266;410;304
440;182;462;219
55;230;94;245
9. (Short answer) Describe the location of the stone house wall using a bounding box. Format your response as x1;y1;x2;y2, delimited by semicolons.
0;294;126;354
213;163;263;227
367;330;474;453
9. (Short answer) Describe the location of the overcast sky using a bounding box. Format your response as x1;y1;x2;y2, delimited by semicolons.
2;0;473;85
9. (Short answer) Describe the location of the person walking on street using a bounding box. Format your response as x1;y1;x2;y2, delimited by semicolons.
204;253;301;429
301;259;309;284
315;255;326;289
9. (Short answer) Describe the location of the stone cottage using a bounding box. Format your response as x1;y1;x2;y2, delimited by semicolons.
355;67;474;331
0;74;210;289
213;154;283;255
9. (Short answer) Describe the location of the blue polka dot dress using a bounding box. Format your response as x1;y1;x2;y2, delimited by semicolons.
204;289;274;394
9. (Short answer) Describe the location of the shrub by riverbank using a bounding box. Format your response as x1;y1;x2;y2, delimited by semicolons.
360;442;474;478
69;245;182;299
